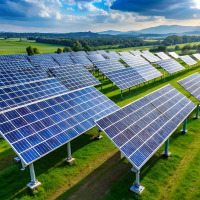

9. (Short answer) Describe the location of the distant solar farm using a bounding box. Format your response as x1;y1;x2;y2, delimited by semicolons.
0;49;200;198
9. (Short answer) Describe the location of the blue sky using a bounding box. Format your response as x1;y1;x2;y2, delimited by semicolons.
0;0;200;32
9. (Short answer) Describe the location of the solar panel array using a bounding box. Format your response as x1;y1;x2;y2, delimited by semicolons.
93;59;125;73
0;78;69;112
52;54;75;66
0;54;28;61
156;52;171;60
0;68;50;88
95;84;196;170
104;66;162;90
103;52;121;60
156;59;185;74
49;65;100;91
179;55;197;66
0;60;33;70
118;52;133;57
87;51;98;55
71;56;92;66
193;54;200;61
141;53;161;63
169;52;179;59
121;55;149;67
0;86;119;165
178;72;200;102
87;54;106;62
70;51;88;57
96;50;107;55
130;50;142;56
142;50;152;55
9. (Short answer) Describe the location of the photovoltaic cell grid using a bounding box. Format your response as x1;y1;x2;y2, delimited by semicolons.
130;50;142;56
156;52;171;60
141;53;161;63
95;84;196;170
96;50;107;55
52;55;75;66
71;56;93;66
104;66;162;90
93;59;125;73
0;60;33;70
70;51;88;57
145;84;196;126
0;68;49;88
169;52;179;59
121;55;149;67
156;59;185;74
193;54;200;61
49;65;101;91
179;55;197;66
118;52;134;57
142;50;152;55
87;54;106;62
178;72;200;102
0;54;28;61
0;78;69;112
87;51;98;55
0;86;119;165
95;97;177;169
103;52;121;60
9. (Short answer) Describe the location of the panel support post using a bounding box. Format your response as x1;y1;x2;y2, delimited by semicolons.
121;90;123;100
65;142;75;163
101;73;103;93
120;152;125;159
194;104;199;119
181;118;188;133
27;163;41;190
130;168;145;194
95;126;103;140
162;138;171;157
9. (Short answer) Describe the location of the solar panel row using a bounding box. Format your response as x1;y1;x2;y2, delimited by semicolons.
156;52;171;60
179;55;197;66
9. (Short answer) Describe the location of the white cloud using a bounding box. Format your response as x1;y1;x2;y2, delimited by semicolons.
67;7;75;11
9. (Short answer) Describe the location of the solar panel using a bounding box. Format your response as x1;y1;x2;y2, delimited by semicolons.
145;84;196;126
156;52;171;60
52;54;75;66
179;55;197;66
95;84;196;170
0;86;119;166
121;55;149;67
71;56;93;66
49;65;101;91
87;54;105;62
93;59;125;73
193;54;200;61
130;50;142;56
118;52;133;57
96;50;107;55
0;78;69;112
0;60;33;70
0;54;28;61
169;52;179;59
0;68;49;88
87;51;98;55
95;97;177;170
141;53;161;63
70;51;88;57
177;72;200;102
103;66;162;90
103;52;121;60
156;59;185;74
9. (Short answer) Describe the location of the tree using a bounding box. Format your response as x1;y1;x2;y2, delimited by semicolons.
4;36;7;40
196;44;200;53
63;47;72;52
175;45;180;51
182;49;189;55
33;47;41;54
158;45;167;53
84;45;93;52
72;40;82;52
26;46;35;56
192;44;197;50
182;45;191;53
55;48;63;54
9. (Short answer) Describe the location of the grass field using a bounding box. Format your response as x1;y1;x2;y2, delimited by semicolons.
0;38;64;55
1;39;200;200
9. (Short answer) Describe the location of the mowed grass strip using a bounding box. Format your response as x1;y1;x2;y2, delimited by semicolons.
0;53;200;200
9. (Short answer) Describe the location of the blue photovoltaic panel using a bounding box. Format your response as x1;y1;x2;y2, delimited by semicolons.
178;72;200;102
179;55;197;66
70;51;88;57
0;54;28;61
0;60;33;70
71;56;93;66
118;52;134;57
95;97;177;170
0;86;119;165
87;51;98;55
87;54;105;62
130;50;142;56
141;53;161;62
156;59;185;74
93;59;125;73
96;50;107;55
169;52;179;59
52;54;75;66
145;84;196;126
121;55;149;67
0;78;69;112
0;68;49;88
104;51;121;60
156;52;171;60
49;65;100;91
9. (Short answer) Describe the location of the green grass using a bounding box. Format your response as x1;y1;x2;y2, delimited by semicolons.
0;38;64;55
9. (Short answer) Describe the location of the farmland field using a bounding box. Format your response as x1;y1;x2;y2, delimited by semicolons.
1;41;200;200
